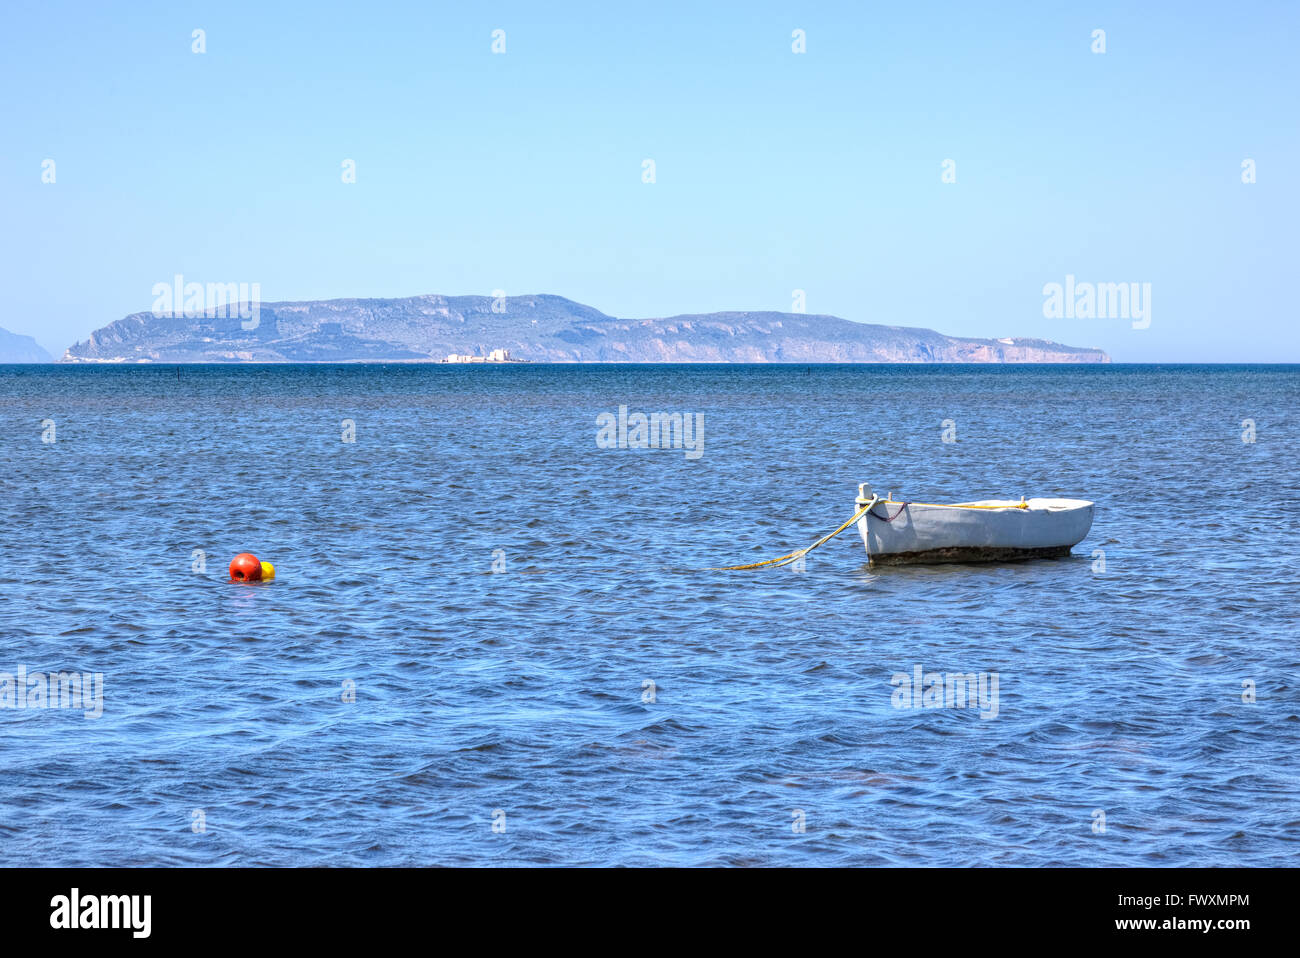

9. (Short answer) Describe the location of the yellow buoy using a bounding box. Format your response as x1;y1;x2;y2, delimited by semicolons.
260;561;276;581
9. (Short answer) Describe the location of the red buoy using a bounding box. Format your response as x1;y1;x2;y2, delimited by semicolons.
229;553;263;582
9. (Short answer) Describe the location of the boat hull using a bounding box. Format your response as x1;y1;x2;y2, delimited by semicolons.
856;497;1094;566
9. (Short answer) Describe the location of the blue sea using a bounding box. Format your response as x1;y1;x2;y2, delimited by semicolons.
1;363;1297;866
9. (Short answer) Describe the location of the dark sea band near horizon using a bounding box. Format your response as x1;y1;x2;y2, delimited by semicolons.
1;363;1297;866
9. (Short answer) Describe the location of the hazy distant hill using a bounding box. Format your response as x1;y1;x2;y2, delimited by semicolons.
61;294;1109;363
0;327;52;363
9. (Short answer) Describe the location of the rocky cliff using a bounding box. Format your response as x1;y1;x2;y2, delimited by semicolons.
0;327;53;363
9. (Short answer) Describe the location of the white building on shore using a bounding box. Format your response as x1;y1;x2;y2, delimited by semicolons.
444;348;513;363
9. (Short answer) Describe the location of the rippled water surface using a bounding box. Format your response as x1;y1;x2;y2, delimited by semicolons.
1;364;1297;866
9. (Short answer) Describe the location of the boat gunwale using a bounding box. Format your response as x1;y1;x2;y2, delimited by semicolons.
854;497;1093;513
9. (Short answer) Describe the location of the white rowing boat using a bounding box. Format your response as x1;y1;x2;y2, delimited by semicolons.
854;483;1094;565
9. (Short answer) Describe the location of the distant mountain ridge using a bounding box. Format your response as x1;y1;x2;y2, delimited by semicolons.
61;294;1110;363
0;326;53;363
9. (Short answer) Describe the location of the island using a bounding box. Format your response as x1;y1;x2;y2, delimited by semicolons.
59;294;1109;364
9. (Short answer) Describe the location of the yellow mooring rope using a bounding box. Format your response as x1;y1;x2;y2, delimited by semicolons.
900;501;1029;510
710;496;881;571
711;496;1030;571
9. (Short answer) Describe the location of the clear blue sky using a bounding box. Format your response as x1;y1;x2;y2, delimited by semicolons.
2;0;1296;361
